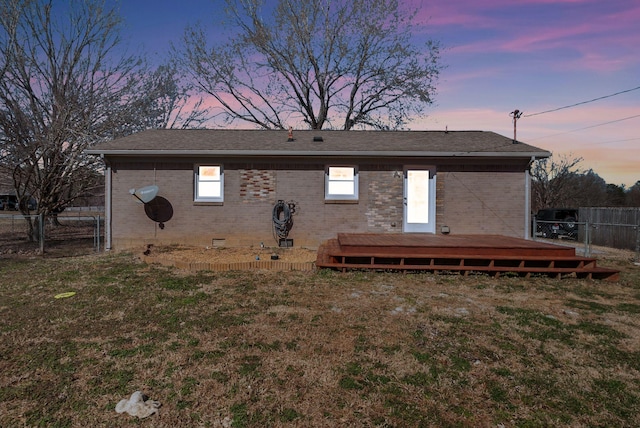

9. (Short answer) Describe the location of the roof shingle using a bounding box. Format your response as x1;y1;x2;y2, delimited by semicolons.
86;129;551;158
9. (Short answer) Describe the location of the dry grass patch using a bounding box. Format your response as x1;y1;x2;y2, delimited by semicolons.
0;250;639;427
141;245;318;272
146;244;317;264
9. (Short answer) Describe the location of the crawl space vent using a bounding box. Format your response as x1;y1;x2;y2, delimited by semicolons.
212;238;226;248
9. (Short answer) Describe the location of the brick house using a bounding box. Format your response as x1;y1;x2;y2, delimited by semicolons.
86;129;550;251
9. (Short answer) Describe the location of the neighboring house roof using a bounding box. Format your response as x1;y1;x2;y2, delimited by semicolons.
0;174;14;194
86;129;551;159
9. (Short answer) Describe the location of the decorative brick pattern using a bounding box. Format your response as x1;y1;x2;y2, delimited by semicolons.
239;169;275;202
366;171;403;232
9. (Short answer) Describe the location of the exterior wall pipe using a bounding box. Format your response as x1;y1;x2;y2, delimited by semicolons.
105;162;112;251
524;156;534;239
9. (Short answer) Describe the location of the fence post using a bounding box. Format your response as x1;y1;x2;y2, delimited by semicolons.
635;225;639;264
96;215;101;252
584;220;591;257
39;213;44;254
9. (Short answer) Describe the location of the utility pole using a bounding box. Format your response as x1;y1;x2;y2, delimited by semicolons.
510;109;523;143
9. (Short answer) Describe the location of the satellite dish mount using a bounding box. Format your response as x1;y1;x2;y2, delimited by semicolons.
128;185;172;229
129;185;159;204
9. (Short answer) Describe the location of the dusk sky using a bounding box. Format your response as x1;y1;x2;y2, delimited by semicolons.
113;0;639;187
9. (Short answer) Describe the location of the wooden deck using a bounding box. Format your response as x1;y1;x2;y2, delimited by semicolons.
315;233;620;281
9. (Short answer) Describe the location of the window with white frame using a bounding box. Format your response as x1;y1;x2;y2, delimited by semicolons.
195;165;223;202
325;166;358;201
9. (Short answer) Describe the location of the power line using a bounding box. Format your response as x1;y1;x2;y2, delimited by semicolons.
586;137;640;146
528;114;640;141
523;85;640;118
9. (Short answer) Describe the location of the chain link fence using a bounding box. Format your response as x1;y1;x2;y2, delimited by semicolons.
533;217;640;262
3;205;638;262
0;208;104;257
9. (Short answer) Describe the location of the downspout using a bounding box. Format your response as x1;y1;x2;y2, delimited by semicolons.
524;156;534;239
104;159;112;251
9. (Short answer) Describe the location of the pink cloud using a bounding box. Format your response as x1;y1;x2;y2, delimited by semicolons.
411;5;493;28
413;0;640;63
499;24;593;53
412;103;640;186
552;145;640;186
411;0;594;27
558;51;638;73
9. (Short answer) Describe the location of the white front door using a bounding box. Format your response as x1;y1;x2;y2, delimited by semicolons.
403;169;436;233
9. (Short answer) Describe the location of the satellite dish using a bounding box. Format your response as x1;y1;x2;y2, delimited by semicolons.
129;185;159;204
129;184;172;228
144;196;173;229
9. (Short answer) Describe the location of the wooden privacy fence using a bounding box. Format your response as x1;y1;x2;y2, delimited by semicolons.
579;207;640;252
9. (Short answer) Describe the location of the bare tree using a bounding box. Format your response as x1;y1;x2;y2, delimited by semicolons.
0;0;148;240
142;61;212;129
532;157;639;210
564;169;608;207
605;183;626;207
531;154;583;212
179;0;442;130
0;0;20;80
626;181;640;207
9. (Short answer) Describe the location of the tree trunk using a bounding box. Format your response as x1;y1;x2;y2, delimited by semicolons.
25;215;40;243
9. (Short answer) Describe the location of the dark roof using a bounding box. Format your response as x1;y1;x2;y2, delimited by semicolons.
0;174;14;194
86;129;551;159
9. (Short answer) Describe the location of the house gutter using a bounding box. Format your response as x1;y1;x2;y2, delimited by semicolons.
86;149;552;158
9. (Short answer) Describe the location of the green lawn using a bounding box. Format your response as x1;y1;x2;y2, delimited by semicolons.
1;251;639;427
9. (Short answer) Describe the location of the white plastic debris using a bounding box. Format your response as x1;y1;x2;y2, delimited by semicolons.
115;391;161;419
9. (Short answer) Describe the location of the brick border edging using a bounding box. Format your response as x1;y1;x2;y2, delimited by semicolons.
142;255;316;272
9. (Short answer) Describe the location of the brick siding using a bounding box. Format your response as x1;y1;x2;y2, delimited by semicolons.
365;171;403;232
440;171;525;237
109;160;527;250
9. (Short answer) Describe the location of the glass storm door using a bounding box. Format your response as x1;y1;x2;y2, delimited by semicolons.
403;169;436;233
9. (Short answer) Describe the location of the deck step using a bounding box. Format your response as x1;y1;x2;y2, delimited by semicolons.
315;236;620;281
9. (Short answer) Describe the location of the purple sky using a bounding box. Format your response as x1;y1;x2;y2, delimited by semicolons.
114;0;639;187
